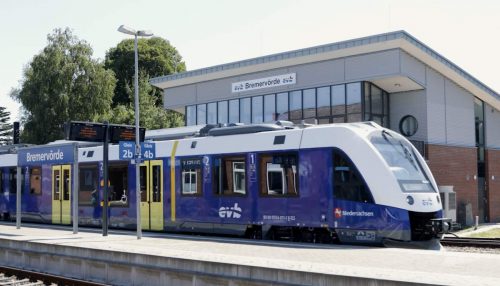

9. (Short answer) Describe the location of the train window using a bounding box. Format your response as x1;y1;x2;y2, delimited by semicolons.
181;158;202;196
213;156;246;196
0;170;3;193
8;168;25;194
30;167;42;195
108;163;128;206
260;153;298;197
79;164;98;206
333;151;373;203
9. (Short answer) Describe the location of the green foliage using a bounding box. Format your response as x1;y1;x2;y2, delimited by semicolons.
11;28;116;144
108;74;184;129
105;37;186;106
0;106;13;145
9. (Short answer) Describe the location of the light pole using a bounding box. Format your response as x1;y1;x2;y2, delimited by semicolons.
118;25;153;239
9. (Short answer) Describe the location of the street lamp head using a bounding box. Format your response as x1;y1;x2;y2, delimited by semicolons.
118;25;136;35
137;30;154;37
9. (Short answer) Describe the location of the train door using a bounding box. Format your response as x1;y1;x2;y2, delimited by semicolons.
52;165;71;224
140;160;164;231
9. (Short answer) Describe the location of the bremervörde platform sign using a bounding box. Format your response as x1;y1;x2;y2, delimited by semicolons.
231;73;296;93
18;144;76;166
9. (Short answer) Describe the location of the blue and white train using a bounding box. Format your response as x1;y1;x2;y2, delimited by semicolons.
0;122;450;247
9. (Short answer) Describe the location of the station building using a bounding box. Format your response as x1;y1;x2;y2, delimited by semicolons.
151;31;500;225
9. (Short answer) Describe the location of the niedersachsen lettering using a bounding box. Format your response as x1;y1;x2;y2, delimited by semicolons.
342;210;374;217
26;150;64;162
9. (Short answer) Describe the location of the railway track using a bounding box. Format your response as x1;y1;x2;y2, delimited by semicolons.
0;266;107;286
441;237;500;248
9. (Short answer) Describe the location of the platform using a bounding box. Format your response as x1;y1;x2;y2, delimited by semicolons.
0;223;499;286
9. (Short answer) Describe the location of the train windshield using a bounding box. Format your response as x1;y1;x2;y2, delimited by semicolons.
371;130;436;193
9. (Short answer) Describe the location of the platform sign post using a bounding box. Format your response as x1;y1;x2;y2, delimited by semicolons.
102;122;110;236
16;166;21;229
72;142;79;234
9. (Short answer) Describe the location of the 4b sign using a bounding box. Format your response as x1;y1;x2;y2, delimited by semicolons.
119;141;156;160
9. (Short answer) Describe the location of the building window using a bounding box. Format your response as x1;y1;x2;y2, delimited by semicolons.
229;99;239;123
259;153;298;196
186;105;196;126
30;167;42;195
213;156;246;195
252;96;263;123
197;104;206;125
240;97;251;124
346;82;361;120
289;90;302;122
399;115;418;137
184;81;390;127
207;102;217;124
218;101;228;124
181;158;202;195
317;86;330;119
276;92;289;121
303;88;316;121
264;94;276;122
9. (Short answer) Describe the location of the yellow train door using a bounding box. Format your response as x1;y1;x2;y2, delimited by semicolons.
140;160;164;231
52;165;71;224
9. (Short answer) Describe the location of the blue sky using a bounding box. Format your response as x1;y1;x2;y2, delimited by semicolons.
1;0;499;123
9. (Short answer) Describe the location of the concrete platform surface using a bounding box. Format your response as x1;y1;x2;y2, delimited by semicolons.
0;224;499;286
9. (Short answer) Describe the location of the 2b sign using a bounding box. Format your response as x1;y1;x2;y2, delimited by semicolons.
119;141;156;160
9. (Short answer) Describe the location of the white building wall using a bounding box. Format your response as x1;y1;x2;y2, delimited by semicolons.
400;51;426;86
390;90;427;142
485;103;500;149
345;49;400;81
444;79;475;147
426;67;447;145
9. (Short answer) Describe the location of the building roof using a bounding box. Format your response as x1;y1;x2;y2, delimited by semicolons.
150;31;500;110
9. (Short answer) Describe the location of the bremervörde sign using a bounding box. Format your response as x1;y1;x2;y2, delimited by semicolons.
231;73;296;93
18;144;75;166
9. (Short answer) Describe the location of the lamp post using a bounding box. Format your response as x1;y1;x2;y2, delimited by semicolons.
118;25;153;239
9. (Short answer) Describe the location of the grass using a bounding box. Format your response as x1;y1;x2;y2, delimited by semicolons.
468;228;500;238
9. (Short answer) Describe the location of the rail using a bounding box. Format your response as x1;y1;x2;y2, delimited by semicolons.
441;237;500;248
0;266;107;286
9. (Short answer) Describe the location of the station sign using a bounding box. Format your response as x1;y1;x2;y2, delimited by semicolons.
18;144;76;166
119;141;156;161
66;121;145;143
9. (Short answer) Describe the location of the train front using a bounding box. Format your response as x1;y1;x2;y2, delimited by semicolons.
365;126;451;247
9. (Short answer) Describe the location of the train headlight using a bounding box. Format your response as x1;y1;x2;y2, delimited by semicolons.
406;195;414;205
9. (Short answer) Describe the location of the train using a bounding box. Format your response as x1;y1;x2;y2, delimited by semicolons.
0;121;450;248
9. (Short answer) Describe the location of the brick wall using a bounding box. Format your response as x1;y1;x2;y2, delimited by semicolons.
486;149;500;222
426;144;478;225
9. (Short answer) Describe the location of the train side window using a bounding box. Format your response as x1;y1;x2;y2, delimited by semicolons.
260;153;298;196
8;168;25;193
109;163;128;206
30;167;42;195
79;164;98;206
333;150;373;203
181;158;202;196
213;156;246;196
0;170;3;193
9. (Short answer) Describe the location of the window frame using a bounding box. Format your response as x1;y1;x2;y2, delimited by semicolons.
78;163;99;206
259;152;299;198
108;162;130;207
213;155;247;197
181;158;203;196
29;166;42;196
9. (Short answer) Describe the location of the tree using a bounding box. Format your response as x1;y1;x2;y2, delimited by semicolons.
105;37;186;106
0;106;13;145
11;28;116;144
108;74;184;129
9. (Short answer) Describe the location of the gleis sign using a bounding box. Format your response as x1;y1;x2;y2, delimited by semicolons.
231;73;296;93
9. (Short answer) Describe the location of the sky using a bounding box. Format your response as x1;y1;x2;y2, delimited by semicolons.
1;0;499;123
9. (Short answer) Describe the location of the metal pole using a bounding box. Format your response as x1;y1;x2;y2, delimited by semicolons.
16;166;21;229
72;143;79;234
135;34;142;239
102;122;109;236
